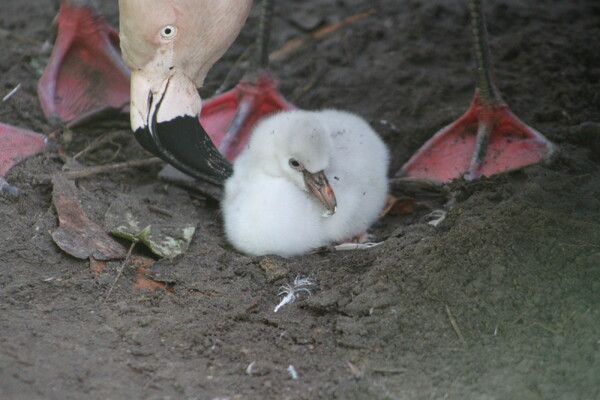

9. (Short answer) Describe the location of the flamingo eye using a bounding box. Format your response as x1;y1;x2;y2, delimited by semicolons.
289;158;302;170
160;25;177;39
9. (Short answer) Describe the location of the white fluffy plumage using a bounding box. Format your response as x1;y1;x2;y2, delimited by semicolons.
222;109;390;257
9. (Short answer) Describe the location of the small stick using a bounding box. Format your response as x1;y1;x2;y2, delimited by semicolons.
2;84;22;102
270;10;374;62
346;361;365;378
37;158;163;183
65;103;130;129
529;321;559;335
212;46;253;96
104;241;137;303
245;299;260;312
147;205;173;217
73;131;130;160
0;28;44;46
445;304;466;343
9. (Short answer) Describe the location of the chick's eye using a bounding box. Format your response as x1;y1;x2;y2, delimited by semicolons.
289;158;302;169
160;25;177;39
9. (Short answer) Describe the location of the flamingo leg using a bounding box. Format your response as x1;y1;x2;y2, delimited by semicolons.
201;0;294;162
398;0;555;182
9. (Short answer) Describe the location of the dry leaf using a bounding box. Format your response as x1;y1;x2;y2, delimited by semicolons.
51;175;126;260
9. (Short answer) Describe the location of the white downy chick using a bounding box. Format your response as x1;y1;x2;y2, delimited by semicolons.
222;109;389;257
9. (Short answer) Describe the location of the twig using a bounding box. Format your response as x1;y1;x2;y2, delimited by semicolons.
65;103;130;129
0;27;44;46
529;321;560;335
245;299;260;312
37;158;163;183
147;205;173;218
445;304;466;342
346;361;365;378
269;10;375;62
157;164;224;201
212;45;254;96
2;84;22;102
104;241;137;303
73;131;130;160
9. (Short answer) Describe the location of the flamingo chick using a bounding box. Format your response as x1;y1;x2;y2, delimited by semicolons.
222;109;390;257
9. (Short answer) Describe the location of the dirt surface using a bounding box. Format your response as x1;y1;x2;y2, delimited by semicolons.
1;0;599;399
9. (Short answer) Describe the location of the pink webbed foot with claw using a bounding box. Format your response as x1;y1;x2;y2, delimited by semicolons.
400;90;555;182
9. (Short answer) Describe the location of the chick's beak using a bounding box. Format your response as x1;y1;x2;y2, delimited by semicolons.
303;170;337;214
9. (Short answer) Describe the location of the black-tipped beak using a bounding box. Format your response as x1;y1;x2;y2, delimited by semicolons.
132;75;232;182
134;114;232;181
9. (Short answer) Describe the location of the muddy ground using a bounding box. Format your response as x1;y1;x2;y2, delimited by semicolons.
1;0;599;399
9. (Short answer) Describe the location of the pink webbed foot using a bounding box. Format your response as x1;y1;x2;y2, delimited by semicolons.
400;90;555;182
38;0;130;125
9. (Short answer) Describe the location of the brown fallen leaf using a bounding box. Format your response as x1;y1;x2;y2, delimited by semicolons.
134;265;174;294
90;257;108;277
91;255;172;296
123;257;174;293
51;175;126;260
